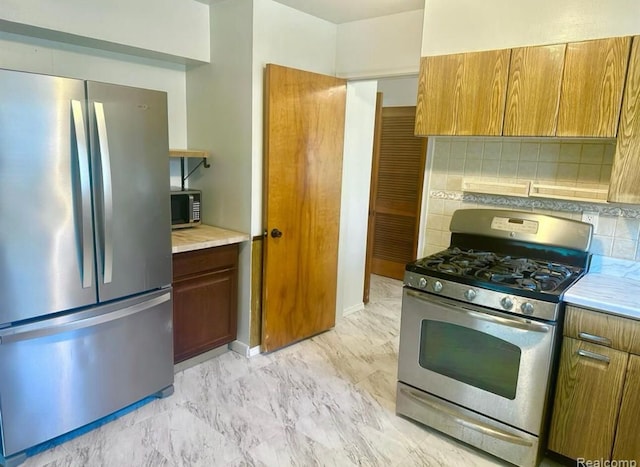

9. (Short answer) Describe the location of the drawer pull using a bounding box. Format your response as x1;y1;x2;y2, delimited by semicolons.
578;332;612;347
577;349;610;364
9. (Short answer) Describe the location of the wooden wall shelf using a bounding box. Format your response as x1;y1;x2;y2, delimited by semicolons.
462;178;530;197
529;183;609;203
461;177;610;204
169;149;210;190
169;149;209;158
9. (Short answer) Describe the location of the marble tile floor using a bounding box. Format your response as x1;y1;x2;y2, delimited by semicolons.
22;275;561;467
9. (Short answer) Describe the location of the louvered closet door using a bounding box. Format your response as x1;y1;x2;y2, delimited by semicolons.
369;106;427;280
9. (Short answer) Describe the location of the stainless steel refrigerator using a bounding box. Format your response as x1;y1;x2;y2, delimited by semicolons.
0;68;174;464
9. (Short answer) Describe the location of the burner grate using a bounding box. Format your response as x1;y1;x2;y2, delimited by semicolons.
414;247;582;294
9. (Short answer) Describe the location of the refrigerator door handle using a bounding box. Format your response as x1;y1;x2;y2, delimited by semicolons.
71;100;94;289
94;102;114;284
0;292;170;344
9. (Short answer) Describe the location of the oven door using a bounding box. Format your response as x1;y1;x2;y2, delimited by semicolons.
398;287;557;435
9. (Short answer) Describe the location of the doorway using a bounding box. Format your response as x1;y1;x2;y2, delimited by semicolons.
364;98;427;302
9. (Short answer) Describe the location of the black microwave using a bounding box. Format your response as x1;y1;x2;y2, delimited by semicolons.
170;190;201;229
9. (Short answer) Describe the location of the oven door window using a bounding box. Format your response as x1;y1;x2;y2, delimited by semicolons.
419;320;521;399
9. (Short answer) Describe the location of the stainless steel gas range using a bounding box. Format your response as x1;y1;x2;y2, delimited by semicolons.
396;209;592;467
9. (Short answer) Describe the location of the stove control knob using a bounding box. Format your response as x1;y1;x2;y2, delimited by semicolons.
464;289;477;301
521;302;535;315
418;277;427;289
501;297;514;310
433;281;443;293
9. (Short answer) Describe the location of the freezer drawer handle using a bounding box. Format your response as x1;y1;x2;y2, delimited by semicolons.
94;102;113;284
71;100;94;289
399;386;533;447
0;292;170;344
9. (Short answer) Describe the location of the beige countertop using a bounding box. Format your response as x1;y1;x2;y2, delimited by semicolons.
171;224;250;254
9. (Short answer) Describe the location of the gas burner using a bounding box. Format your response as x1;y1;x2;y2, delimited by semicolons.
410;247;585;296
517;278;540;291
438;263;464;275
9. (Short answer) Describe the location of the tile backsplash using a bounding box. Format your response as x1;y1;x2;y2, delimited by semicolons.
429;137;614;194
423;137;640;262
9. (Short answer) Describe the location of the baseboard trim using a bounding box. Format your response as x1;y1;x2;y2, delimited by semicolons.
343;302;365;316
173;346;228;373
229;340;261;357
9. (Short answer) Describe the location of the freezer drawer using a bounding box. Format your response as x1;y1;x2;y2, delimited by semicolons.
0;289;173;457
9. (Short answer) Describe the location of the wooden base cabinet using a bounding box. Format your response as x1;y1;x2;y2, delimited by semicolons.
172;244;238;363
548;337;627;460
549;305;640;461
612;354;640;460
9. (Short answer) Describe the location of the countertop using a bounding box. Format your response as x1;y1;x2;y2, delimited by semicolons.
171;224;250;254
564;255;640;321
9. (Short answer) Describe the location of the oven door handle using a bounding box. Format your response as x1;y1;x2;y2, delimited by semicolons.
399;386;534;447
406;290;551;333
463;309;551;333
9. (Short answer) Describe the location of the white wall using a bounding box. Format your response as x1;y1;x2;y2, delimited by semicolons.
377;76;419;107
336;10;423;79
0;0;209;62
251;0;338;236
0;31;188;148
187;1;253;233
186;0;254;345
422;0;640;55
336;81;378;318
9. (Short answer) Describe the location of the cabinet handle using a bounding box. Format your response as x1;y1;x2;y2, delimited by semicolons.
577;349;610;364
578;332;612;347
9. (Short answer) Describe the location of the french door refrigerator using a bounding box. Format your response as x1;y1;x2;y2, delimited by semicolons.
0;68;174;465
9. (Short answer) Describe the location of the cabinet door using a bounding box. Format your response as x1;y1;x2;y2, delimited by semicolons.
503;44;566;136
609;36;640;204
548;337;628;460
414;49;510;136
557;37;631;137
173;267;238;363
613;354;640;460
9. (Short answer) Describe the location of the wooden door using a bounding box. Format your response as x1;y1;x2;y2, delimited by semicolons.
548;337;628;460
557;37;631;137
613;354;640;460
503;44;566;136
262;64;346;353
414;49;510;135
365;105;427;284
609;36;640;204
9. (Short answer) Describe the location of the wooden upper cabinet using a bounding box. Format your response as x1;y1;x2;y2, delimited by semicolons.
415;49;510;136
557;37;631;137
609;36;640;204
503;44;566;136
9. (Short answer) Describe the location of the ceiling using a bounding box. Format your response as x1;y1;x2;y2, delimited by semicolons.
273;0;424;23
202;0;425;24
